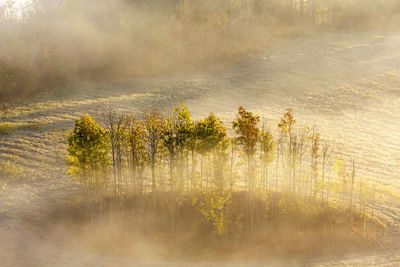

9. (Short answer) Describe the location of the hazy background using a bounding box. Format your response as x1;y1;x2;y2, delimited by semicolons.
1;0;399;105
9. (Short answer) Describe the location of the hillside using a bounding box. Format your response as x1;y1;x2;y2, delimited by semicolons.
0;32;400;265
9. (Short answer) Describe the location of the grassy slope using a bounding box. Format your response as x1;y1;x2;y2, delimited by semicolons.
0;32;400;265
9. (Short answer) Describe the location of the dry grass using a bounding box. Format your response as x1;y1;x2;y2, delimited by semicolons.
0;32;399;265
0;122;42;136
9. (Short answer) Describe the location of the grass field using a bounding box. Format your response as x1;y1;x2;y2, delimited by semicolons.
1;32;400;265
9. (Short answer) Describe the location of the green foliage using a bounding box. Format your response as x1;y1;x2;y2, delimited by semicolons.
195;113;227;155
174;102;194;151
125;116;148;168
66;114;110;191
260;128;276;163
164;103;195;191
164;114;179;157
193;112;229;191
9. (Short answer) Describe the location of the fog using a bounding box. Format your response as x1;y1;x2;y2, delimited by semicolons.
1;0;400;266
1;0;399;103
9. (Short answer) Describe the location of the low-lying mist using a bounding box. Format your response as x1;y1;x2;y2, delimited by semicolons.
1;1;400;265
33;104;387;263
37;193;384;263
1;0;400;105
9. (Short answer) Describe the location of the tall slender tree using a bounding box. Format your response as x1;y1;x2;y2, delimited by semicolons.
174;103;194;193
195;113;227;191
278;108;296;192
124;115;147;194
164;111;179;192
143;110;166;192
259;127;275;191
232;106;260;193
311;129;320;200
106;111;126;196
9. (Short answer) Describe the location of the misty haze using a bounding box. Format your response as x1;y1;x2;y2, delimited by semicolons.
1;0;400;266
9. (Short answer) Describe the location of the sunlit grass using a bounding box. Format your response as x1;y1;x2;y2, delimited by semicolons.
1;92;155;119
0;122;42;136
0;159;25;188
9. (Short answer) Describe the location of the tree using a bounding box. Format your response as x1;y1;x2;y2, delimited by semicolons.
278;108;296;192
296;127;310;193
321;143;330;202
311;129;320;199
212;135;229;193
106;110;126;196
229;137;238;194
164;112;179;192
143;109;166;192
232;106;260;232
174;103;194;193
124;115;147;194
232;106;260;193
195;113;227;191
259;127;275;191
66;114;110;193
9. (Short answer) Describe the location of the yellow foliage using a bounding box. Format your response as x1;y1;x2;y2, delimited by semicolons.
192;190;231;235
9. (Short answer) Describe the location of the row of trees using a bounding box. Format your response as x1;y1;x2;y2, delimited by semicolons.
68;104;232;195
67;104;377;219
66;104;386;237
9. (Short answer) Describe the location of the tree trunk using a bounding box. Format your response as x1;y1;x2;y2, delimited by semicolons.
275;138;280;191
112;147;117;196
200;155;204;189
260;146;264;190
151;153;156;192
131;149;136;194
186;150;189;194
265;163;269;192
169;153;174;192
191;149;195;191
230;147;234;194
322;157;325;202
